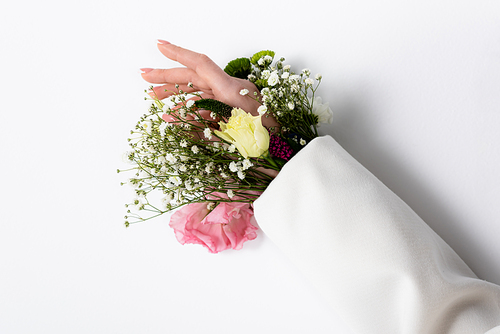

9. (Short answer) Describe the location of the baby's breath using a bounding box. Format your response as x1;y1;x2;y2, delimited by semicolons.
246;52;323;141
119;87;276;227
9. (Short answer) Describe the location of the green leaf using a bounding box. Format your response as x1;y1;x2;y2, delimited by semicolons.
194;99;233;119
254;78;268;90
250;50;275;65
224;57;251;79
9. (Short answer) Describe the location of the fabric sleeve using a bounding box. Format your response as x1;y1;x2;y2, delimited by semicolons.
253;135;500;334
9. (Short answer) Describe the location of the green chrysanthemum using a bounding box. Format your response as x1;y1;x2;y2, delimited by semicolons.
194;99;233;119
224;57;251;79
250;50;275;65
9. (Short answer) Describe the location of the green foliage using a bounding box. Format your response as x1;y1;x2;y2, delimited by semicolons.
254;78;268;90
303;113;319;128
224;57;251;79
194;98;233;119
250;50;275;65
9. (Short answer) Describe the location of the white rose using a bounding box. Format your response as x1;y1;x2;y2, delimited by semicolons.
268;71;279;86
309;96;333;125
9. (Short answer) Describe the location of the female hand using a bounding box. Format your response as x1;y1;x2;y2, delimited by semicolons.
141;41;279;178
140;40;278;128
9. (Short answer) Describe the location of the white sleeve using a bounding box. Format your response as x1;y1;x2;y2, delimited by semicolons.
254;135;500;334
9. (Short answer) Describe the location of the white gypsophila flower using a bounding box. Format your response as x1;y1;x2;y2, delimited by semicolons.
261;70;271;79
184;180;194;191
203;128;212;140
186;100;195;108
258;58;265;66
248;74;256;81
257;105;267;115
128;178;140;189
165;96;175;104
207;202;215;210
288;102;295;110
300;138;306;146
229;161;238;173
134;197;145;210
183;123;191;130
161;193;174;207
210;112;217;120
166;153;177;164
191;145;199;154
157;155;166;164
179;139;188;148
169;176;182;186
284;65;291;70
121;151;134;164
315;73;322;80
302;68;311;76
162;103;171;113
268;71;279;86
160;165;169;174
221;172;228;178
289;74;300;82
281;72;289;79
179;164;187;172
159;122;168;137
242;159;253;170
228;144;236;153
142;120;153;134
309;96;333;125
291;84;300;93
205;162;214;174
264;55;273;63
187;82;193;88
305;78;314;86
213;141;220;149
237;171;245;180
239;89;249;96
227;189;234;199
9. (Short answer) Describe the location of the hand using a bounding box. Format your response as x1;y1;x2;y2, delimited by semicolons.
140;41;279;178
140;40;278;128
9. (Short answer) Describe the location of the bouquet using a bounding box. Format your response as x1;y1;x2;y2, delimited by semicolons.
119;50;333;253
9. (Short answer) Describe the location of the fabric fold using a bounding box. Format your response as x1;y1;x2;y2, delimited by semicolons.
254;135;500;334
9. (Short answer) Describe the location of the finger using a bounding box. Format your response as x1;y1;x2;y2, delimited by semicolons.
161;112;203;131
157;42;232;89
198;108;220;123
150;84;209;100
142;68;211;91
150;87;215;102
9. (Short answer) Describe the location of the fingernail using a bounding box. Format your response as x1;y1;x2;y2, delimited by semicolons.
157;39;171;45
139;68;154;74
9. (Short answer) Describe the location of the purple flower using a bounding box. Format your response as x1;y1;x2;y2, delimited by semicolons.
268;133;294;161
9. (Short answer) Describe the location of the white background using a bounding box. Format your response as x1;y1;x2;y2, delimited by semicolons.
1;1;499;333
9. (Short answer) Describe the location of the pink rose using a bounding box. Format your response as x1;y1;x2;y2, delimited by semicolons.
169;202;258;253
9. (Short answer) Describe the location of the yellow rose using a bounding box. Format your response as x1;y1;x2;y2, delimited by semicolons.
214;108;270;158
